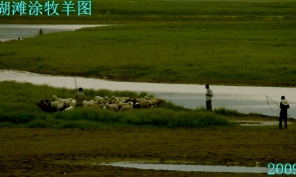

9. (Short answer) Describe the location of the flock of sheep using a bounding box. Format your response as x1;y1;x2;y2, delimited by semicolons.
39;95;164;112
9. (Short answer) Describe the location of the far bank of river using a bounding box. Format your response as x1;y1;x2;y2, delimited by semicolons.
0;24;108;41
0;69;295;118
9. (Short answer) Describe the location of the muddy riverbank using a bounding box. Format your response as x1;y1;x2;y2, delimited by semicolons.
0;125;295;176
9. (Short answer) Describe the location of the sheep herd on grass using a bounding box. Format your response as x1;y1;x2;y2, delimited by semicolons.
39;95;164;112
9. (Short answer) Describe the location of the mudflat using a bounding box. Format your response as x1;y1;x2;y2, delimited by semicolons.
1;122;295;176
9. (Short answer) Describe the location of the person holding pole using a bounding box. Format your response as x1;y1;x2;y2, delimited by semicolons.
279;96;289;129
75;87;86;107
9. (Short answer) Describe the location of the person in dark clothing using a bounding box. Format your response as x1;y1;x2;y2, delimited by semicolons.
39;28;43;36
205;84;214;111
279;96;289;129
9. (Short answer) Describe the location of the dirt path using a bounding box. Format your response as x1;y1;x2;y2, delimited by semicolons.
0;126;295;176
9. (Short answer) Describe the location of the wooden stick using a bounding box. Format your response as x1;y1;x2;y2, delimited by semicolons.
74;76;77;90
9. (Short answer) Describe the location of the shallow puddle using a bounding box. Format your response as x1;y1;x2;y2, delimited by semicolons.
100;162;268;173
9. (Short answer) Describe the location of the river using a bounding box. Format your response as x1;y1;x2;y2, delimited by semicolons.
0;69;295;117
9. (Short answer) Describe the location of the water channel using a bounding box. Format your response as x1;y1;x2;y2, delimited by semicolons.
100;162;269;173
0;69;295;117
1;24;295;117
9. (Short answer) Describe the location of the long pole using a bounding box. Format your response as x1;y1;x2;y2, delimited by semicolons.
265;95;280;107
265;95;292;119
74;76;77;90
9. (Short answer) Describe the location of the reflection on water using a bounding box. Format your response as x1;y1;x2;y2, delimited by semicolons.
101;162;268;173
0;69;295;118
0;24;107;41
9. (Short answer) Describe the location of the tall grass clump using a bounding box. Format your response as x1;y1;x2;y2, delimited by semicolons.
120;109;235;128
213;107;245;116
53;108;120;124
159;100;190;111
196;107;246;117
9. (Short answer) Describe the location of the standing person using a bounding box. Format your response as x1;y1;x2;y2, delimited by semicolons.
279;96;289;129
205;84;214;111
38;28;43;36
75;87;86;107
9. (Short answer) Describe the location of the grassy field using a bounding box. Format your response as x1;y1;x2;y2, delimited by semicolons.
1;124;296;176
1;81;295;176
0;0;296;86
1;21;296;86
1;0;296;176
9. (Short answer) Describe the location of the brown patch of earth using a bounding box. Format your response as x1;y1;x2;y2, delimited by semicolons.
0;123;295;176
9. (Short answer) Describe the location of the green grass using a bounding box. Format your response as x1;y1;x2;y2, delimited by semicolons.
0;81;235;129
1;22;296;86
196;107;246;116
1;0;296;86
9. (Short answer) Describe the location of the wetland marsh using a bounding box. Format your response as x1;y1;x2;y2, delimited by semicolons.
1;126;296;176
1;21;296;86
1;69;295;117
1;0;296;176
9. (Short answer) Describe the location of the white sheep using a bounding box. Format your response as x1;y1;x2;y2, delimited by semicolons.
136;96;146;102
117;102;131;109
138;100;152;108
83;99;97;108
105;103;119;112
50;100;60;108
69;99;76;107
117;97;130;102
148;99;159;107
64;106;75;111
48;100;66;111
102;99;109;104
144;96;164;106
64;99;76;111
94;96;110;105
98;103;106;109
119;105;133;111
56;102;66;111
94;96;104;104
52;95;72;103
110;95;120;104
110;99;119;104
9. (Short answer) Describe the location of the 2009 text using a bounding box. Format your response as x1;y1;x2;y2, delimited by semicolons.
268;163;296;175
